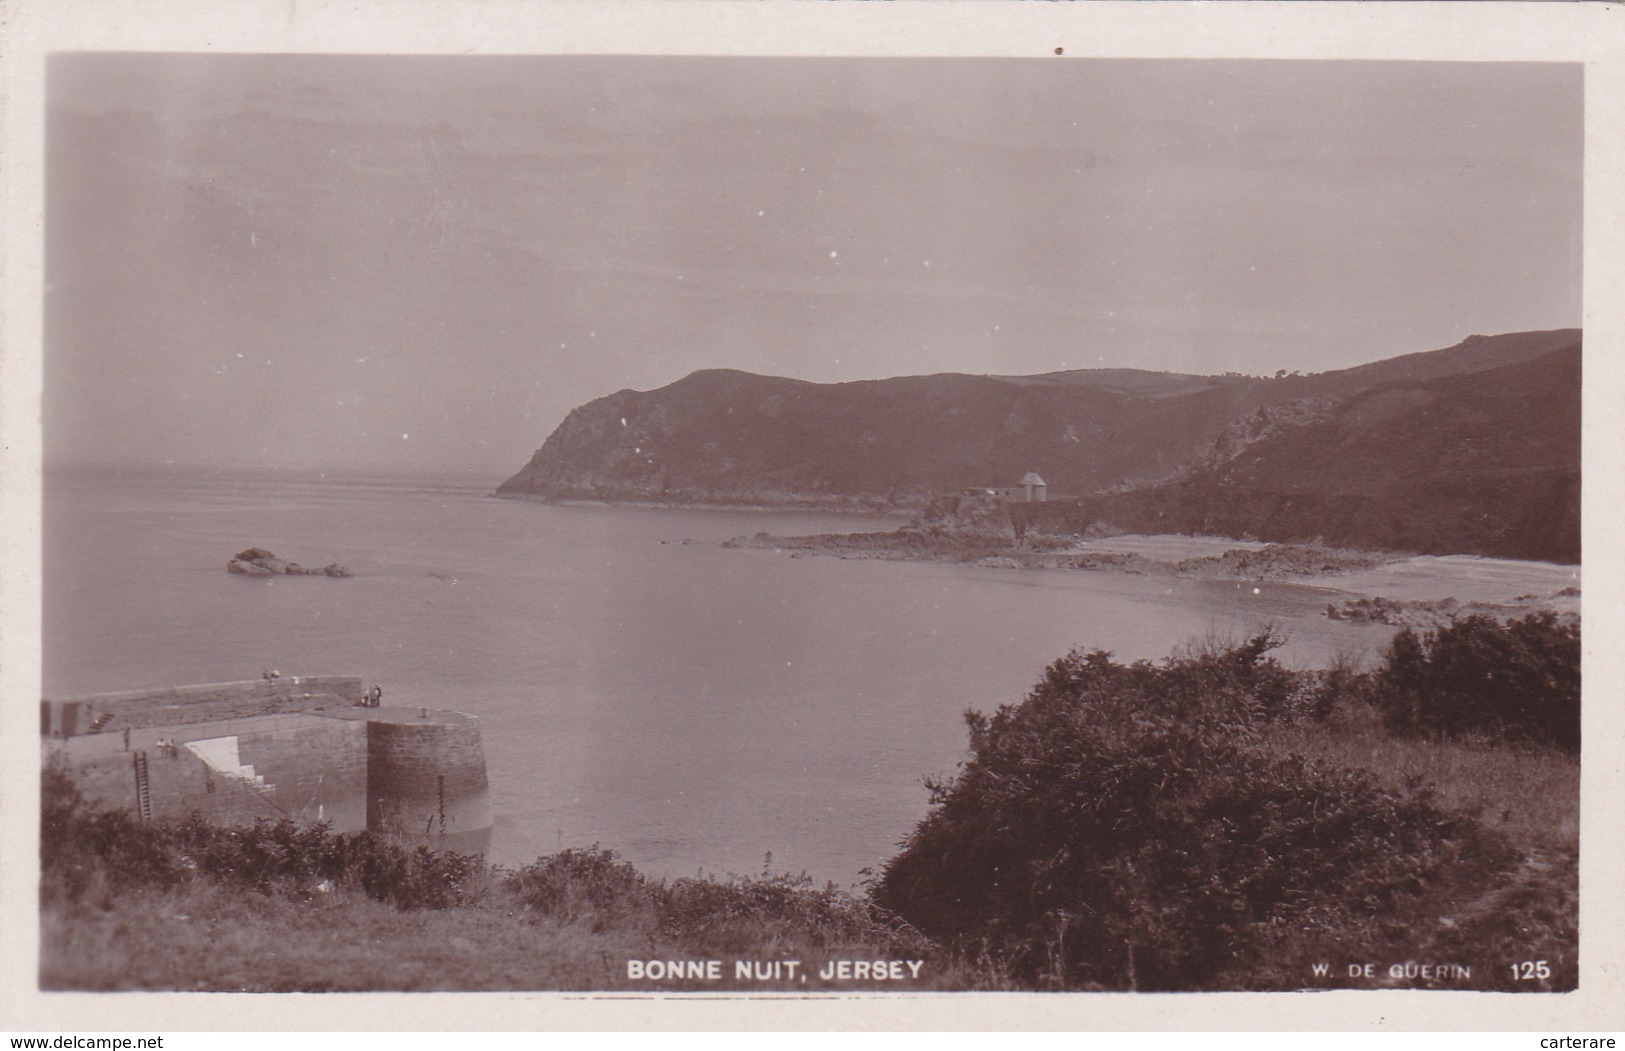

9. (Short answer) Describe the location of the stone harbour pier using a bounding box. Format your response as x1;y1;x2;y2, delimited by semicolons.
41;676;492;852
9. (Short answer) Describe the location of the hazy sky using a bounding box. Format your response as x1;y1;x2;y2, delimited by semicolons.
46;55;1581;479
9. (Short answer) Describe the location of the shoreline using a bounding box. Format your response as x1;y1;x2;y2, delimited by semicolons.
723;527;1581;630
490;489;916;518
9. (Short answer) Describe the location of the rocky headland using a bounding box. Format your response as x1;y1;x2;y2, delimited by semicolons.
498;329;1579;564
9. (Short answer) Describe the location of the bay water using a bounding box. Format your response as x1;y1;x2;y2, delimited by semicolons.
43;465;1397;885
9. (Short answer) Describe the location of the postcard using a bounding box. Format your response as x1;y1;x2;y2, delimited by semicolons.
3;0;1622;1033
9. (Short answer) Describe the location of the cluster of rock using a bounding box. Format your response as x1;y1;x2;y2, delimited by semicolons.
912;493;1017;542
1324;593;1578;630
1171;543;1390;581
227;547;353;578
1325;596;1436;626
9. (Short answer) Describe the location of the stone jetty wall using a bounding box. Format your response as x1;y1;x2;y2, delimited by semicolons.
42;677;365;736
365;713;491;841
42;679;490;850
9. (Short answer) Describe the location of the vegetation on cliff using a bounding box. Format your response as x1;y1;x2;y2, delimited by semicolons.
1030;343;1580;563
43;622;1577;992
1371;613;1580;752
501;329;1579;562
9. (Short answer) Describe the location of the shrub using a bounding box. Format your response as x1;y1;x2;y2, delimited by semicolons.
507;846;655;930
506;847;921;954
1374;613;1579;752
659;869;895;952
41;758;188;905
872;637;1514;990
1297;650;1383;729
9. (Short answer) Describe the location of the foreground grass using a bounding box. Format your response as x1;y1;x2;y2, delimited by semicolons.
39;779;1003;993
42;877;1001;993
45;881;582;992
1264;720;1579;853
41;747;1574;993
42;805;1573;994
1240;719;1578;991
1239;828;1578;993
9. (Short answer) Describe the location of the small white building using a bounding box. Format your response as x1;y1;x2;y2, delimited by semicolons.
963;472;1049;503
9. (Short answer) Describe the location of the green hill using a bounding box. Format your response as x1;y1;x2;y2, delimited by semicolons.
498;329;1580;560
1044;340;1580;562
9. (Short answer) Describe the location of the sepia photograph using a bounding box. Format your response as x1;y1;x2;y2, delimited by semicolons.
3;0;1622;1034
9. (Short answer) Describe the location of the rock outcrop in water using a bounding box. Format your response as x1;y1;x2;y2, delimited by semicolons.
228;547;353;578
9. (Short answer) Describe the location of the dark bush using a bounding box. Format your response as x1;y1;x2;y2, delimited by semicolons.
42;758;188;904
508;846;655;930
872;637;1514;990
506;846;914;953
1302;651;1378;726
41;760;485;910
660;869;891;951
1374;613;1579;751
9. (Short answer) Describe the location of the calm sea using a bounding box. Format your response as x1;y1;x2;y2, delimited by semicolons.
43;465;1396;885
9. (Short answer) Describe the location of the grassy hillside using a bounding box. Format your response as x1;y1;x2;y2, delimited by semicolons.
40;772;985;992
872;620;1578;991
1019;341;1580;562
1273;328;1581;397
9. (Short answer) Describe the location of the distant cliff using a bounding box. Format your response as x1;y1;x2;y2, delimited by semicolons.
498;329;1580;560
498;367;1262;508
1024;341;1581;563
